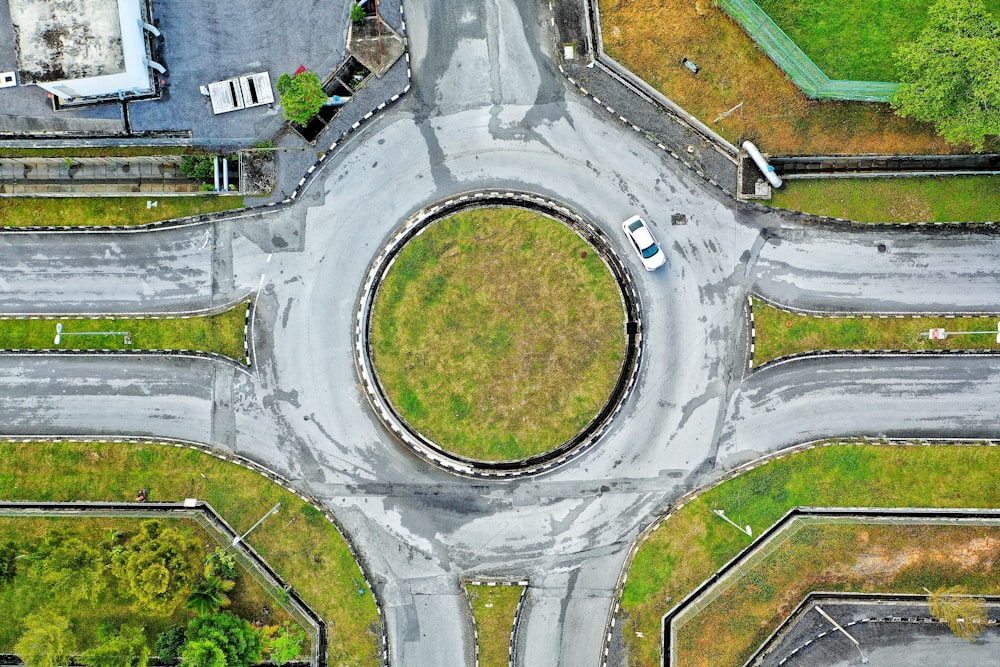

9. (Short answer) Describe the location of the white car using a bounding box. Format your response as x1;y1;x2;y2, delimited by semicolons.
621;215;666;271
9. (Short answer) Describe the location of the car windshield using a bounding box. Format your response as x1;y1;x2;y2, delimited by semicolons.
641;243;659;259
628;220;644;232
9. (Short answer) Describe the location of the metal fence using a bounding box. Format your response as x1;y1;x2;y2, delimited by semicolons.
715;0;900;102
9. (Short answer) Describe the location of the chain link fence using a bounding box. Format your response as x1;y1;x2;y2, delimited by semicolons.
715;0;900;102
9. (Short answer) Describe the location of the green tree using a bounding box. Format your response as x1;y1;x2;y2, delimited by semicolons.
264;624;306;666
186;575;235;615
276;71;327;125
927;586;989;640
892;0;1000;151
184;612;262;667
80;624;150;667
180;639;227;667
34;536;107;603
0;539;18;585
15;610;74;667
110;520;199;615
204;547;237;580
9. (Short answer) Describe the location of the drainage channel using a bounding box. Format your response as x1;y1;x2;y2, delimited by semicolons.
770;153;1000;179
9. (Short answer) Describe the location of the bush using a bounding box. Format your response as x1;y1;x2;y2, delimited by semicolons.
15;610;73;667
183;612;262;667
79;624;149;667
351;2;367;23
155;626;186;664
109;520;200;615
0;540;18;585
180;155;217;182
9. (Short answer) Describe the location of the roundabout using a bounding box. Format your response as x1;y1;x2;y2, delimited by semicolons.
355;194;643;475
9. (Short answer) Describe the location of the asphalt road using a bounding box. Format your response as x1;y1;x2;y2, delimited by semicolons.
0;0;999;664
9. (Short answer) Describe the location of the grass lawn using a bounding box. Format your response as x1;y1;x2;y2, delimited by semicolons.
769;176;1000;223
0;516;299;653
370;207;627;461
0;440;382;666
755;0;1000;81
465;584;524;667
752;299;1000;366
619;443;1000;667
0;195;243;227
597;0;982;155
676;522;1000;666
0;301;249;363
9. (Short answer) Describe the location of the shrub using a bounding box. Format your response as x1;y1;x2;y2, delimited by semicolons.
180;155;217;182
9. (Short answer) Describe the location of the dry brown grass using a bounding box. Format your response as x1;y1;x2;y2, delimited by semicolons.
599;0;957;154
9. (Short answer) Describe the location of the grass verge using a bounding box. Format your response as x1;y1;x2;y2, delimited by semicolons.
371;207;627;461
619;442;1000;667
0;195;243;228
0;301;249;363
676;522;1000;666
0;440;382;666
0;516;298;652
769;176;1000;223
597;0;977;155
465;584;523;667
751;299;1000;366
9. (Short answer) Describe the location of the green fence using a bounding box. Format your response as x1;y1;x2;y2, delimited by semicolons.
715;0;900;102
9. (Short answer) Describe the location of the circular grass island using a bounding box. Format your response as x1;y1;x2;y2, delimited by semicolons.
369;207;629;462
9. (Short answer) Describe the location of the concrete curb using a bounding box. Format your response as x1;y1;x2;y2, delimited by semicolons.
353;190;644;478
0;435;392;667
463;579;530;667
746;293;1000;371
598;436;1000;667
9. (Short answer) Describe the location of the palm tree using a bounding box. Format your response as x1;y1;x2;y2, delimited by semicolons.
185;576;235;615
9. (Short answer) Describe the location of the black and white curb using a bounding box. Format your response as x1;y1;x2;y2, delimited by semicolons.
598;436;1000;667
353;190;644;478
747;294;1000;371
464;579;530;667
0;435;392;667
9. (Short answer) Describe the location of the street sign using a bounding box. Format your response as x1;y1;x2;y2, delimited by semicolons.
928;328;947;340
